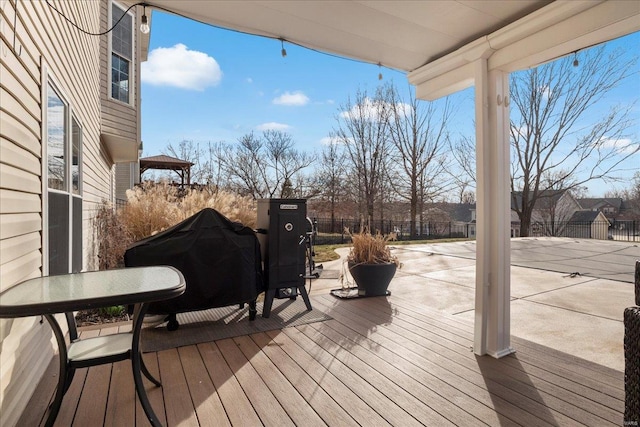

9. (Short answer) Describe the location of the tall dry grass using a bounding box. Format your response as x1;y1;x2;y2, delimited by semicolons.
122;182;257;240
178;186;257;228
94;183;257;269
346;228;400;266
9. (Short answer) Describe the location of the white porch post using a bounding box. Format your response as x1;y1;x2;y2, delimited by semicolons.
473;58;514;358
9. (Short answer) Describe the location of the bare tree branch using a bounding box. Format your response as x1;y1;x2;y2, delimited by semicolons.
510;45;638;236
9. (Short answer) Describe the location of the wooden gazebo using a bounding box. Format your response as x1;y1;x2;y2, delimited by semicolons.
139;155;194;187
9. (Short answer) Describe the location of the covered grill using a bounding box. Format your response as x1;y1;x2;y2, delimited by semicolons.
124;208;264;329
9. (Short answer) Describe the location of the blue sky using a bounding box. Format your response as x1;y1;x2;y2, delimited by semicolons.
141;11;638;197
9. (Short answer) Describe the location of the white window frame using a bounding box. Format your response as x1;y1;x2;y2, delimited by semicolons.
43;75;83;275
109;0;134;105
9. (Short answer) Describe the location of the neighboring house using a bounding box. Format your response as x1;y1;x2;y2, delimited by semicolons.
513;190;581;226
578;197;624;220
466;206;520;238
563;210;610;240
466;190;582;238
0;1;148;425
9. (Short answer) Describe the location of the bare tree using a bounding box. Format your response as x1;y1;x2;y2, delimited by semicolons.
163;140;205;184
606;171;640;220
218;131;315;199
313;138;348;228
530;172;583;236
262;130;315;197
510;45;638;236
220;132;266;197
201;141;232;189
450;133;477;195
334;86;393;225
388;85;453;237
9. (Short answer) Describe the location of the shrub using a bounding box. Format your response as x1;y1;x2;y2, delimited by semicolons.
93;201;132;270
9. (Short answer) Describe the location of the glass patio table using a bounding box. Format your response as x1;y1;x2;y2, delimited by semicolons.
0;266;186;427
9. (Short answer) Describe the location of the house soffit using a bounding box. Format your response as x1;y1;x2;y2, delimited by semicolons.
127;1;640;102
128;0;551;73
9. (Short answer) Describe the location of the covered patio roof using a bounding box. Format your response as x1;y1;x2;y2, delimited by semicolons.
137;0;554;73
133;0;640;358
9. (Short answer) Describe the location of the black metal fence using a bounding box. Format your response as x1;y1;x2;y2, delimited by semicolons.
311;217;640;245
311;217;473;245
529;220;639;241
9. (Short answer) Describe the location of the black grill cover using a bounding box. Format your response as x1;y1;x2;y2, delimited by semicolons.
124;208;264;314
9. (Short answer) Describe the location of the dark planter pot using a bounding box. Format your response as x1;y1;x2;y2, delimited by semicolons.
348;261;397;296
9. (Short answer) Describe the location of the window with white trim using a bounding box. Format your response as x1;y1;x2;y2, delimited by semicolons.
111;2;133;103
47;82;83;275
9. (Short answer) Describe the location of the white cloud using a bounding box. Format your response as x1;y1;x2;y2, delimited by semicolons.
142;44;222;91
272;91;310;106
321;135;352;145
340;98;412;121
246;77;253;84
320;136;340;145
256;122;291;131
598;137;638;154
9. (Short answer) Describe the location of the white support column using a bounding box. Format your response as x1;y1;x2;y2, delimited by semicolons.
473;58;514;358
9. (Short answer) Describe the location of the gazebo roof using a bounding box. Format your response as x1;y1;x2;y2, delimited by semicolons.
140;155;194;171
139;155;194;186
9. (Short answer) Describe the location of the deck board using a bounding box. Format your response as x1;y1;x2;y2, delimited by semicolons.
157;348;200;427
263;329;391;426
20;293;624;426
295;322;457;426
73;326;118;426
52;328;99;427
356;294;624;401
216;338;294;427
310;295;555;427
178;345;231;427
313;318;517;427
250;331;359;426
233;334;327;427
197;341;262;426
137;350;166;427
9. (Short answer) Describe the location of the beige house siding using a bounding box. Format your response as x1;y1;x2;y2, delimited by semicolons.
115;161;140;201
100;0;141;160
0;0;143;425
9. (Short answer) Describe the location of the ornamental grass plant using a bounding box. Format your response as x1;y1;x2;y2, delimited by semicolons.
346;228;400;266
121;182;257;241
94;183;257;270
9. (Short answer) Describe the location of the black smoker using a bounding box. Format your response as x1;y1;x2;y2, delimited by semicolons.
257;199;312;317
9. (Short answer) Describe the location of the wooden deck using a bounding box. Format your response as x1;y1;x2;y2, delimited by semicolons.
21;293;623;426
